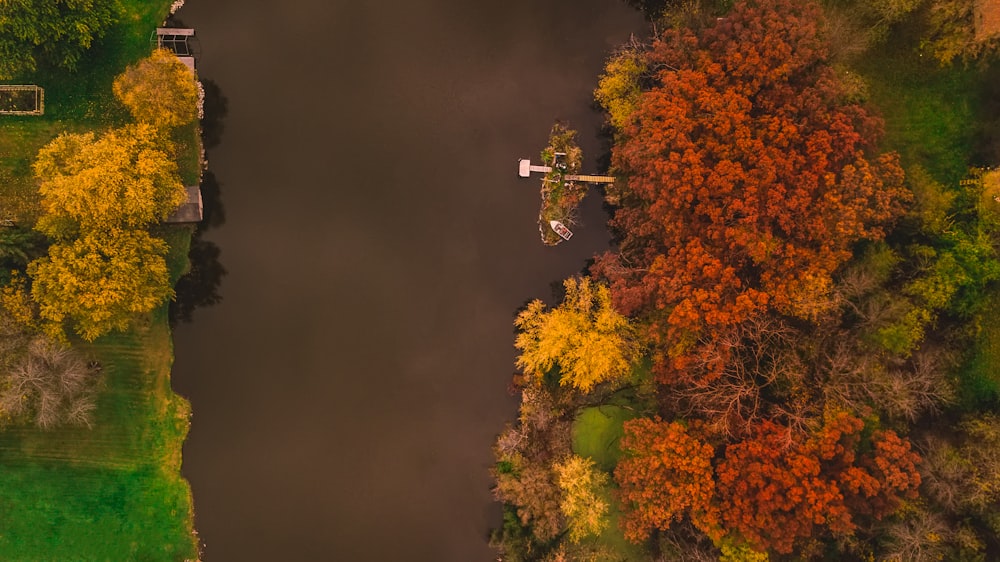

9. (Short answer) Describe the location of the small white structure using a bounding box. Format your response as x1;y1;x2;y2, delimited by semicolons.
517;159;554;178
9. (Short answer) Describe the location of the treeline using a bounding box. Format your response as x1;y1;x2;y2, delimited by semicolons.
491;0;1000;560
0;47;199;429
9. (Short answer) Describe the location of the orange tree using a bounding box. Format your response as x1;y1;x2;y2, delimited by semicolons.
615;413;921;554
593;0;908;379
714;413;920;554
614;417;720;543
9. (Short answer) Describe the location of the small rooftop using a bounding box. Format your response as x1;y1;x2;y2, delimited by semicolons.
165;185;203;224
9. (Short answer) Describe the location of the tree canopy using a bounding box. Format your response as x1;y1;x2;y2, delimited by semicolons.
28;229;172;341
34;123;187;235
114;49;199;129
553;455;610;542
593;0;908;376
0;0;119;79
515;277;642;392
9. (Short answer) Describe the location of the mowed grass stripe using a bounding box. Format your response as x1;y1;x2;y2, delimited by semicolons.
0;229;197;559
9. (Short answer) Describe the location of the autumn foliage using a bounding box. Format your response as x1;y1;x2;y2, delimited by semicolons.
114;49;199;129
715;413;920;553
515;277;641;392
615;417;719;542
593;0;908;374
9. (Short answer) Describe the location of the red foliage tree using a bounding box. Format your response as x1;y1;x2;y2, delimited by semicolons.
614;417;720;542
593;0;908;379
715;419;852;553
714;413;921;553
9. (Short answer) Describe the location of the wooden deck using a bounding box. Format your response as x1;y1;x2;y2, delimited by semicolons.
564;174;615;184
517;159;614;183
165;185;203;224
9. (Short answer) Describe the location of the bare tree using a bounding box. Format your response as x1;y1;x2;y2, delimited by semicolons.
669;314;807;438
0;337;101;429
822;340;954;422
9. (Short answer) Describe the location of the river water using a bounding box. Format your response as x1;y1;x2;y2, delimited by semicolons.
170;1;643;559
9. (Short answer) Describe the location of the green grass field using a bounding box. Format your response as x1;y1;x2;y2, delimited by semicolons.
0;227;197;561
0;1;201;557
572;405;636;472
852;20;983;187
575;483;648;562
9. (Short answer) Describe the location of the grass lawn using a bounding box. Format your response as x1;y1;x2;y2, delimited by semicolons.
960;290;1000;409
577;483;649;562
572;405;636;472
851;21;983;186
0;227;197;561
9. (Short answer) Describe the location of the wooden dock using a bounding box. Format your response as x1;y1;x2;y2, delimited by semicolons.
564;174;615;184
517;159;614;183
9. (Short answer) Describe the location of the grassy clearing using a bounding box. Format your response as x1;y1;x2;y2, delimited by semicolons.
578;483;648;561
572;405;636;472
960;291;1000;408
851;23;982;186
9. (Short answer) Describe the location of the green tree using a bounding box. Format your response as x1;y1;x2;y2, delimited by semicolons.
28;229;172;341
113;48;199;129
553;455;610;542
515;277;642;392
0;0;119;79
33;124;187;235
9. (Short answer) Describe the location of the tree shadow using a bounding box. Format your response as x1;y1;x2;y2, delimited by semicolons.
199;80;228;151
169;78;229;326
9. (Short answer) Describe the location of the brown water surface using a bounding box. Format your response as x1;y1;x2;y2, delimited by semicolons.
171;1;644;559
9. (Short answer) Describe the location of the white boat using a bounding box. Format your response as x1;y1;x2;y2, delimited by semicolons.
549;220;573;241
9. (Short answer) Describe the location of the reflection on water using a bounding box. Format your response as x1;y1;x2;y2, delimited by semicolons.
170;79;228;326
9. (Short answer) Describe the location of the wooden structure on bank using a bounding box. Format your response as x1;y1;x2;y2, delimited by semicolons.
165;185;203;224
517;159;615;184
152;28;197;73
0;85;44;116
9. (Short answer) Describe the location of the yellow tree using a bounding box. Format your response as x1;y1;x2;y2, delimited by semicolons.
515;277;641;392
113;48;198;129
594;46;646;133
27;229;172;341
553;455;610;542
33;123;187;235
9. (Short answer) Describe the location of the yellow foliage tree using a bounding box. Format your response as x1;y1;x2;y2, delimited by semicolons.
33;123;187;235
113;48;198;129
27;229;172;341
515;277;641;392
594;48;646;133
553;455;610;542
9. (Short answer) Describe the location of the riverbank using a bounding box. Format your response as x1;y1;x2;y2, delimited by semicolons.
0;0;200;558
492;1;1000;559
